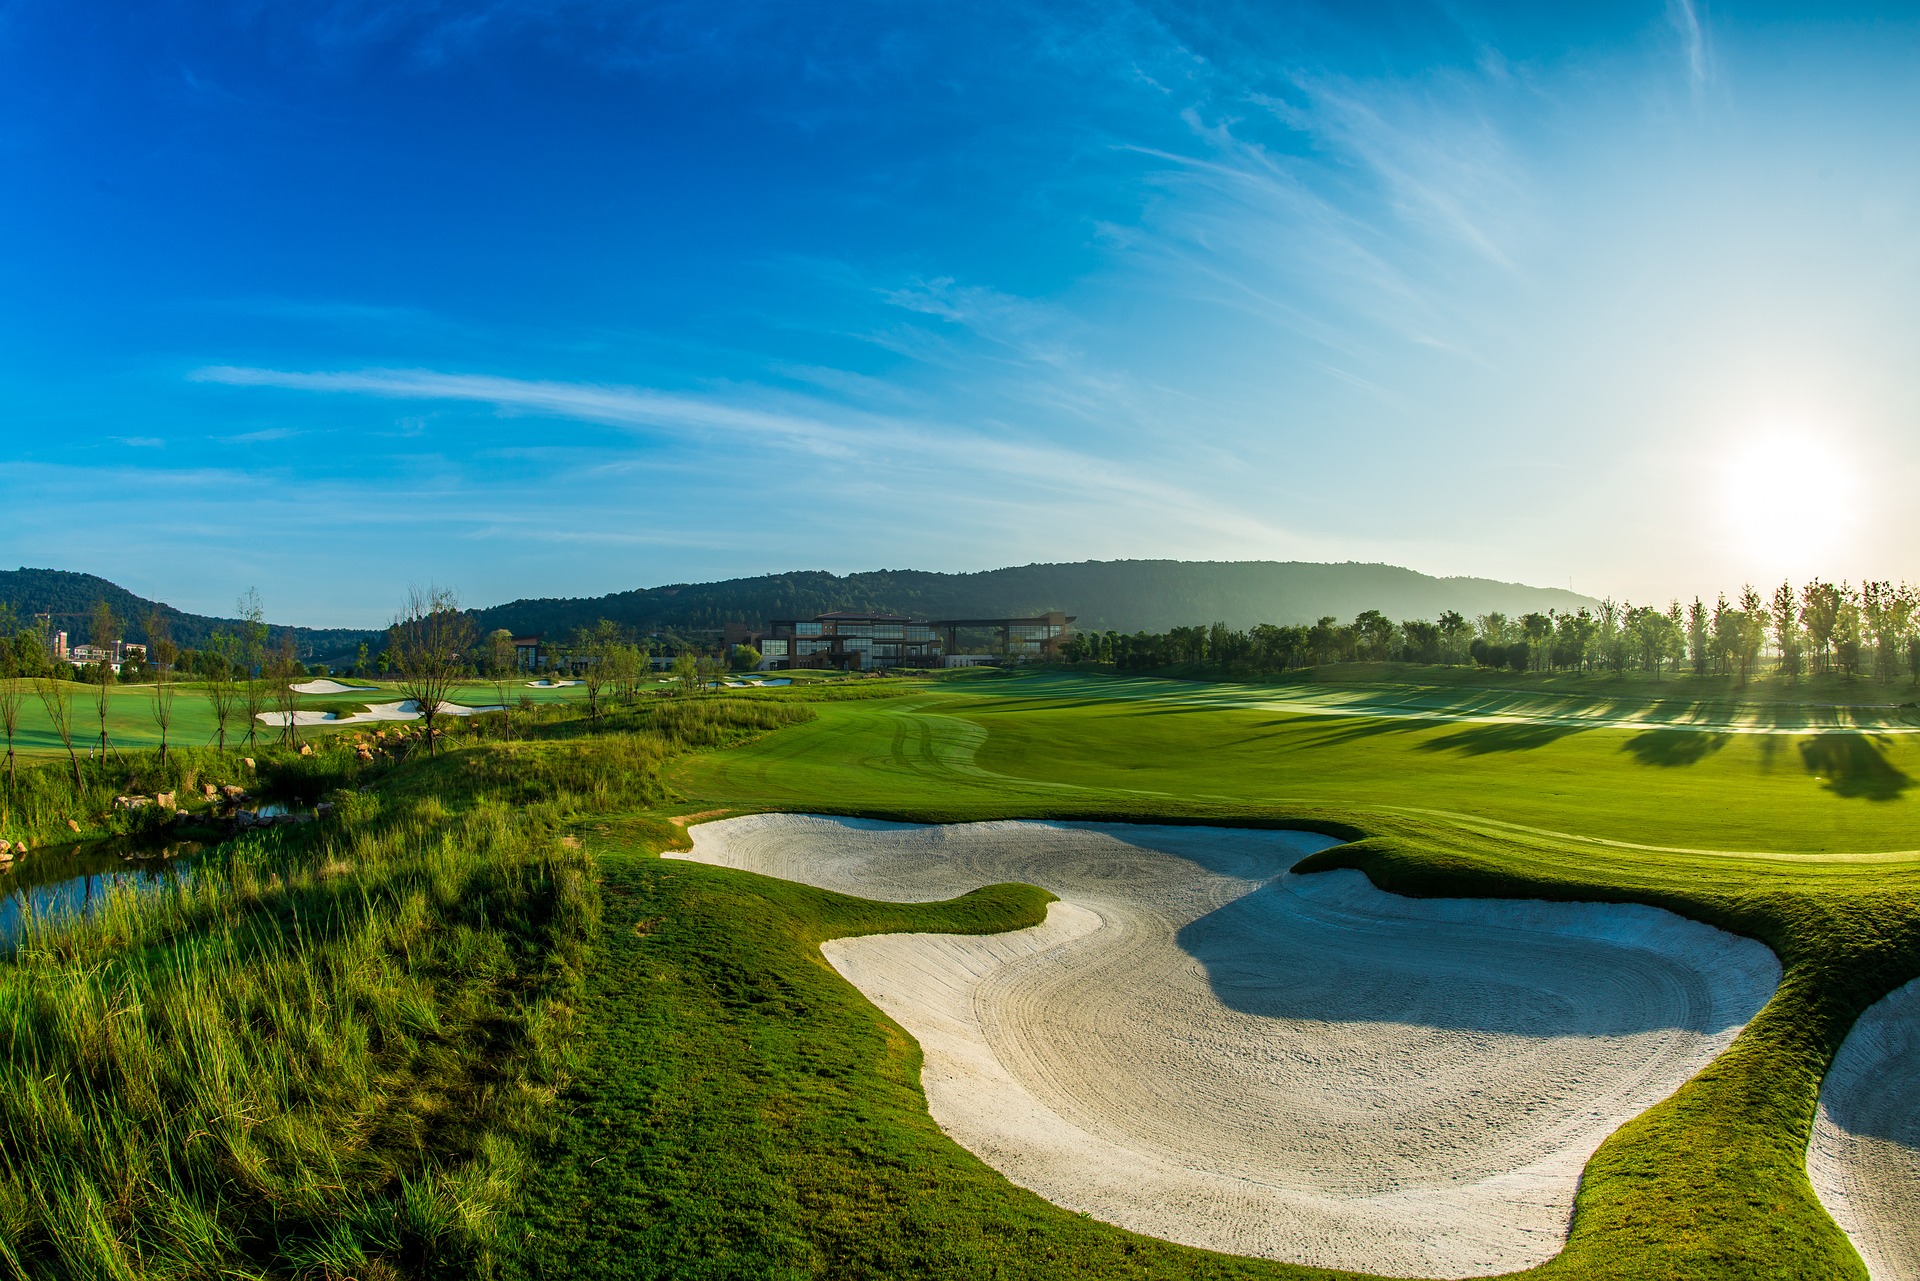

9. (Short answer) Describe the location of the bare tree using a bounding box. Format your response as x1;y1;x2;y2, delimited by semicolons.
86;600;121;766
270;632;303;748
389;586;475;756
487;628;517;741
238;590;269;750
34;623;82;787
146;609;178;765
0;607;20;792
205;630;240;752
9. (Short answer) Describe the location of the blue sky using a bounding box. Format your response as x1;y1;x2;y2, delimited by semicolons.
4;1;1918;625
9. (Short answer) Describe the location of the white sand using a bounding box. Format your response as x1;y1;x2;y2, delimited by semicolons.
677;815;1779;1278
526;679;581;687
1809;977;1920;1279
291;679;380;694
256;699;504;727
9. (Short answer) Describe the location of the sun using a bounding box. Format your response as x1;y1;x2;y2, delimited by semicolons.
1720;429;1859;574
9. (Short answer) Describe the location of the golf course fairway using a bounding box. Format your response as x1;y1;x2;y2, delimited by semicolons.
540;668;1920;1281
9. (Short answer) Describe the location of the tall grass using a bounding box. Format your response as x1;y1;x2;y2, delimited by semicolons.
0;696;814;1279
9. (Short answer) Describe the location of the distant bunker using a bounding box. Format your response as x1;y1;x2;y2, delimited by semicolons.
674;815;1779;1279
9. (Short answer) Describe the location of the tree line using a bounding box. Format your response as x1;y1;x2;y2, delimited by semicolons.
1057;579;1920;685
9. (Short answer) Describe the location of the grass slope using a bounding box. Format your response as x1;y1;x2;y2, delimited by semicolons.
507;821;1368;1281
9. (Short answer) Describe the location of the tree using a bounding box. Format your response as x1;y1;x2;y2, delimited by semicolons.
238;589;269;750
1521;613;1553;672
1686;597;1710;676
269;632;303;748
356;640;371;678
671;650;699;694
1801;580;1840;676
1437;610;1471;664
34;622;81;787
1771;582;1804;681
205;630;240;752
88;599;120;763
486;628;518;741
1832;585;1864;679
147;609;178;765
388;586;475;756
1734;584;1768;683
1596;599;1629;675
730;644;762;672
0;608;20;791
572;620;622;729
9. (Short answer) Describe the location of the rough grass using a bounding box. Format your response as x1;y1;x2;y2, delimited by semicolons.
0;697;816;1279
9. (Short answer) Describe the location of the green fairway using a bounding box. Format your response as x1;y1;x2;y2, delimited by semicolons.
674;671;1920;855
589;668;1920;1279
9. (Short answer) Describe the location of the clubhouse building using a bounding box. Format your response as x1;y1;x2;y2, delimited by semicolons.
752;610;1074;672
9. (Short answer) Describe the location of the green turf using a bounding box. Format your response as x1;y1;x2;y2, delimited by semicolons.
567;667;1920;1279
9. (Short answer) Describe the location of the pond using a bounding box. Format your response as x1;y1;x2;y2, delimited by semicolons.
0;828;212;942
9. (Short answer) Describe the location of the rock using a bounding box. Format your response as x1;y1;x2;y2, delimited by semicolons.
243;757;255;770
202;783;218;798
67;819;80;832
222;785;247;802
114;795;151;811
157;791;176;809
235;810;259;828
299;744;313;757
0;841;10;855
315;803;336;818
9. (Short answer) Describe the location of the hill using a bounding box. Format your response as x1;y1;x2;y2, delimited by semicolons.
0;568;380;661
470;561;1600;638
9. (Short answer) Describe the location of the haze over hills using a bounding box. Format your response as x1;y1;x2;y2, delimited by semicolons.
469;562;1601;638
2;562;1599;662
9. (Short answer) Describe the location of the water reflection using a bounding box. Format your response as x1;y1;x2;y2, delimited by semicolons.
0;831;208;942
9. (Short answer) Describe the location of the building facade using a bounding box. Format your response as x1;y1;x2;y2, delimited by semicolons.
762;611;1073;672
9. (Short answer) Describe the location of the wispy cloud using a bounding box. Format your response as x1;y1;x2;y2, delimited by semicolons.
1667;0;1711;99
189;363;1314;551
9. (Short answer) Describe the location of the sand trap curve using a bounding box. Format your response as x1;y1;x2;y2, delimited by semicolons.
291;679;380;694
256;699;504;727
1810;978;1920;1279
677;815;1779;1278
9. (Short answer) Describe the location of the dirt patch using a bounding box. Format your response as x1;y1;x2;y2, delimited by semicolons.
667;809;732;827
675;814;1778;1279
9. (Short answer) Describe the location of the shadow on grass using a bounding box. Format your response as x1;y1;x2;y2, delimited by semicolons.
1412;720;1588;755
1800;734;1912;801
1622;729;1731;768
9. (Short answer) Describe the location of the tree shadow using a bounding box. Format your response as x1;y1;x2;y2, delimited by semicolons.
1799;734;1911;801
1621;730;1730;767
1412;721;1587;755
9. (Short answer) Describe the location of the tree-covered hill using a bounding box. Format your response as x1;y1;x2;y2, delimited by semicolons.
471;561;1600;638
0;568;379;660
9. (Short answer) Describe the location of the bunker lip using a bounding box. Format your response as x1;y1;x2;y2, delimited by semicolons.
1808;976;1920;1279
674;813;1780;1279
256;699;504;727
290;679;380;695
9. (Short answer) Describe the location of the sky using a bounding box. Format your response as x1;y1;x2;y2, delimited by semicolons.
4;1;1919;626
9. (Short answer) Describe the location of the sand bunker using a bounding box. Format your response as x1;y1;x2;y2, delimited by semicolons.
256;699;504;727
526;679;581;687
677;815;1778;1278
291;679;380;694
1809;978;1920;1279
